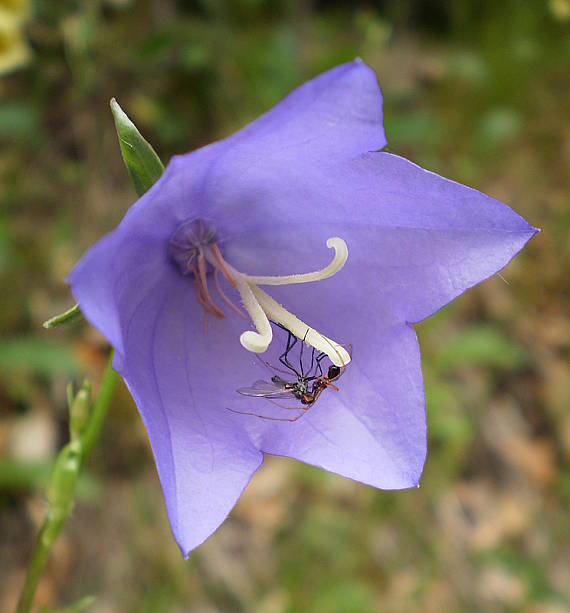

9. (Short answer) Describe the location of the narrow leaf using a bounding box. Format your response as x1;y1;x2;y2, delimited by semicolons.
433;326;528;373
0;337;79;377
110;98;164;197
43;303;82;329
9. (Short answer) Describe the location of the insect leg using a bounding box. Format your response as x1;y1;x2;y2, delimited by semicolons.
267;398;310;412
308;346;316;377
298;328;310;377
280;330;300;376
307;383;328;406
226;406;306;422
254;353;292;377
227;409;307;423
315;351;327;376
324;380;340;392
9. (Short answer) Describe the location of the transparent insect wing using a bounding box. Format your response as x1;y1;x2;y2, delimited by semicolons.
236;379;295;398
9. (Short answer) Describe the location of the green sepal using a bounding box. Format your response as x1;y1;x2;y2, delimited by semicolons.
42;303;82;329
110;98;165;197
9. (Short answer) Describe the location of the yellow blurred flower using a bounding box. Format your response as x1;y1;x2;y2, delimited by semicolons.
0;0;30;24
549;0;570;21
0;0;31;75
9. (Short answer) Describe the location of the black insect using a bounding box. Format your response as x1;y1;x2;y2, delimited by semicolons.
228;324;349;422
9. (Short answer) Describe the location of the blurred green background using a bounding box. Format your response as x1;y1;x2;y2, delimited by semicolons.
1;1;569;611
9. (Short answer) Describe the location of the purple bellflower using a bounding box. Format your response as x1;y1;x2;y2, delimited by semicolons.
69;60;537;556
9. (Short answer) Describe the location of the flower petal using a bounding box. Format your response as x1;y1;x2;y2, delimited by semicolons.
336;152;538;323
219;151;537;323
114;273;263;556
218;58;386;160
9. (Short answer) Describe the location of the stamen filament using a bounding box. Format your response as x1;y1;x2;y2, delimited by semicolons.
250;285;350;367
198;253;224;318
214;269;247;320
243;238;348;286
171;220;350;366
209;244;236;286
234;279;273;353
191;266;216;315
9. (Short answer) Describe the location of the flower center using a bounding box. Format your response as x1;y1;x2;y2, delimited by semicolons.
168;218;350;367
168;218;218;274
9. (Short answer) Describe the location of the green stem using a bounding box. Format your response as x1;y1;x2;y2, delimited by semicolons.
81;354;118;461
16;512;70;613
16;353;118;613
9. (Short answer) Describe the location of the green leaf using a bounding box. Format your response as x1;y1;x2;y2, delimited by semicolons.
0;460;53;491
42;303;83;329
39;594;96;613
0;460;100;500
110;98;164;197
477;108;521;149
0;103;40;142
0;338;79;378
433;326;528;373
384;110;443;147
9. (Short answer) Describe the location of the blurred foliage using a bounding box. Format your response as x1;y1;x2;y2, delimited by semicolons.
0;338;78;378
1;0;569;611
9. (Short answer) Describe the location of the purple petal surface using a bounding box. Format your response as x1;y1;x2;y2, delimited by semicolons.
219;152;537;323
247;321;426;489
116;274;263;556
74;243;264;555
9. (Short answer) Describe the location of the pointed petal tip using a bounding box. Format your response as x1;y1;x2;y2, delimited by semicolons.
170;451;265;558
406;468;424;491
517;225;540;247
337;56;374;78
175;524;218;560
178;537;203;560
175;515;230;559
349;56;373;73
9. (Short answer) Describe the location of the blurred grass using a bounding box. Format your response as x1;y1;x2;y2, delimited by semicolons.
1;1;569;611
0;338;78;378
